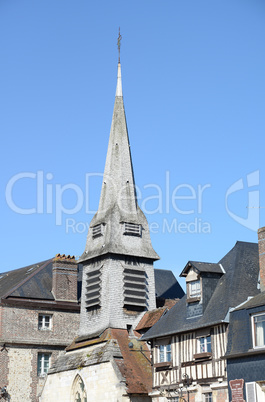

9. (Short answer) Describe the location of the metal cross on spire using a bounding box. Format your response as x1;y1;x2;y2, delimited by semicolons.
117;27;122;63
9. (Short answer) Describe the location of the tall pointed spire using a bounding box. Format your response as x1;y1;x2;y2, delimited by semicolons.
78;54;158;337
79;34;159;262
79;60;159;262
96;62;137;222
115;62;122;97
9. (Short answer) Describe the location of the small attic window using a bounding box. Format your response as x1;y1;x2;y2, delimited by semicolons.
188;280;201;298
92;224;104;239
123;223;142;237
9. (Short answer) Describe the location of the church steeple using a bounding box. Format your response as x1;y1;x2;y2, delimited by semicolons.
78;56;158;337
79;62;159;262
97;62;137;221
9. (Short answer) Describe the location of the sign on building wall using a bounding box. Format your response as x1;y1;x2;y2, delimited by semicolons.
229;379;245;402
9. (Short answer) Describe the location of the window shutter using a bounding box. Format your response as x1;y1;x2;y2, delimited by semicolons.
246;382;257;402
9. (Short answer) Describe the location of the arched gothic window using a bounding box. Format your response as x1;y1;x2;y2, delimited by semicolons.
71;375;87;402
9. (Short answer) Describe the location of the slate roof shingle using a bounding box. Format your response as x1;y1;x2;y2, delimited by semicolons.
0;259;83;301
142;241;259;340
0;260;181;305
181;261;224;276
154;269;184;299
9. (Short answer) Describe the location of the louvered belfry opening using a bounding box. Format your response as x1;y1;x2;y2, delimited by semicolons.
85;266;102;311
92;224;104;239
123;265;147;311
123;222;142;237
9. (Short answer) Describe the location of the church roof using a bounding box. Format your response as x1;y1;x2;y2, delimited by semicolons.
50;328;152;395
135;304;177;332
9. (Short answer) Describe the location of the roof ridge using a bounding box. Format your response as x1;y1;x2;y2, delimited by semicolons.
0;258;52;276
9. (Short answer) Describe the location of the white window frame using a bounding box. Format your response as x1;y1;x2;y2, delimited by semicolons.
38;314;52;330
204;392;213;402
252;312;265;348
198;335;211;353
37;353;51;376
189;280;201;298
158;343;172;363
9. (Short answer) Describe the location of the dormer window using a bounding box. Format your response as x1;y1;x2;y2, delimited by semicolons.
252;312;265;348
123;223;142;237
189;280;201;298
92;224;104;239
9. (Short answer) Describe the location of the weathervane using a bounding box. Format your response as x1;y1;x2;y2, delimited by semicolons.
117;27;122;63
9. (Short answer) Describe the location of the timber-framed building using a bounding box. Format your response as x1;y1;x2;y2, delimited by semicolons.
142;241;260;401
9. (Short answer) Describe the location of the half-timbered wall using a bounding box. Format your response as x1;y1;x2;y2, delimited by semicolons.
153;324;228;389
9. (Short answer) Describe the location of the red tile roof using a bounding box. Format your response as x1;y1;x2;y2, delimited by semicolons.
136;300;178;332
66;328;152;395
135;307;168;331
111;328;152;394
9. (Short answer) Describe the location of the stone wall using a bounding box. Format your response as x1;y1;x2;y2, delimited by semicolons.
0;305;80;402
40;361;129;402
0;305;79;345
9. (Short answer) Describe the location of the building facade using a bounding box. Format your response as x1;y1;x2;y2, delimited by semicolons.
142;241;260;402
0;255;81;402
226;227;265;402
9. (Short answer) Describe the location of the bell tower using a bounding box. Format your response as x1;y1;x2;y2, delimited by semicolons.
78;56;159;337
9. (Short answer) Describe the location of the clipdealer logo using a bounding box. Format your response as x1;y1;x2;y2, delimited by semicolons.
4;170;261;234
225;170;260;231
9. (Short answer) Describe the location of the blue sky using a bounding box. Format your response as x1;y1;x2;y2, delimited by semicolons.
1;0;265;288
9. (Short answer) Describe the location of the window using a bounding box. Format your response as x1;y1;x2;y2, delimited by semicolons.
38;314;52;330
198;336;211;353
189;280;201;298
72;375;87;402
252;313;265;348
204;393;213;402
37;353;51;376
159;344;171;362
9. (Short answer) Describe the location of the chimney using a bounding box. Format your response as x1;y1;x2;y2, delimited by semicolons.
258;227;265;292
52;254;78;302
